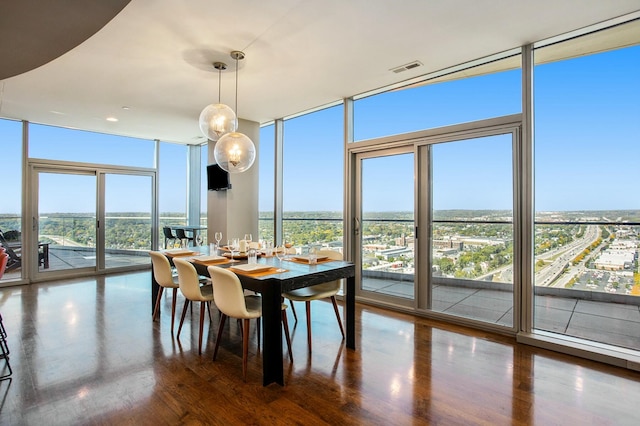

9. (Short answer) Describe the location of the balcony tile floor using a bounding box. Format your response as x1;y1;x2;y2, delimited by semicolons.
363;277;640;351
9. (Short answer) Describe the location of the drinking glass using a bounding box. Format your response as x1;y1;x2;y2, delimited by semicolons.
276;244;286;263
274;245;286;272
248;248;257;264
228;238;239;261
263;240;274;256
308;246;318;265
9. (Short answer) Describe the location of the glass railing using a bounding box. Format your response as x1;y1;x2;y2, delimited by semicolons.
0;216;21;235
259;215;639;305
534;221;640;296
35;215;151;252
259;215;344;250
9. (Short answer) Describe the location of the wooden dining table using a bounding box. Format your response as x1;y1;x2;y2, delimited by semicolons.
152;250;356;386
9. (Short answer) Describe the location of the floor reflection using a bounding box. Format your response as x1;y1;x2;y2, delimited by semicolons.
0;271;639;424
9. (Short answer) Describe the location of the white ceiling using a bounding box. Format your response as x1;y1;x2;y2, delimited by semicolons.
1;0;639;145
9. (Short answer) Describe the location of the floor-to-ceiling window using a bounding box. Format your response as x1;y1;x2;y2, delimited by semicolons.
351;53;521;329
158;142;187;249
27;124;156;276
104;173;153;268
200;144;208;231
0;119;203;282
353;53;522;142
283;106;344;253
533;20;640;351
258;123;275;243
429;133;515;327
357;150;415;303
29;124;154;167
0;119;23;283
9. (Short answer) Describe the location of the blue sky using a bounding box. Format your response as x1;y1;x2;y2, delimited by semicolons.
2;45;639;214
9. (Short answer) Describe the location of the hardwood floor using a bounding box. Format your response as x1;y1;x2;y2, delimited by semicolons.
1;271;640;425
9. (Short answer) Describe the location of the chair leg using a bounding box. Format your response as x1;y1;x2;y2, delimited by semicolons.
290;300;298;322
282;311;293;363
206;301;213;322
177;299;190;339
305;301;312;354
213;314;227;361
242;318;250;382
170;288;178;333
330;296;345;338
152;286;164;320
256;317;261;349
198;302;206;355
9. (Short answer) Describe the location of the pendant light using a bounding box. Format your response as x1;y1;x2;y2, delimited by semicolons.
214;51;256;174
199;62;237;141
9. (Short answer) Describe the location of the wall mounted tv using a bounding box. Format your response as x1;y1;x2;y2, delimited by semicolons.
207;164;231;191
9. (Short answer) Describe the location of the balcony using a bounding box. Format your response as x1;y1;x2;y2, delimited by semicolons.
362;273;640;350
2;215;639;353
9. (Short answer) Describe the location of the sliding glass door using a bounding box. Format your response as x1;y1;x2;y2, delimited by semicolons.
355;149;415;305
427;134;515;328
351;119;519;330
31;163;155;279
35;171;97;274
104;173;153;269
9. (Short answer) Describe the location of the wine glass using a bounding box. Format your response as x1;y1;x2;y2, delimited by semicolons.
215;231;222;248
244;233;253;249
276;244;286;269
228;238;238;261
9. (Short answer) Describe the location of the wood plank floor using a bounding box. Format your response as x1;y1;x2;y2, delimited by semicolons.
1;271;640;425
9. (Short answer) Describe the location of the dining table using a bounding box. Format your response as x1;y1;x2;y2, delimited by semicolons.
152;249;356;386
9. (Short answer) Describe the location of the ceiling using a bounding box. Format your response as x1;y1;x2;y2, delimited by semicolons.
1;0;639;145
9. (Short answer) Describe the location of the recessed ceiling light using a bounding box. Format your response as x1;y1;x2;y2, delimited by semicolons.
106;116;118;122
122;106;130;110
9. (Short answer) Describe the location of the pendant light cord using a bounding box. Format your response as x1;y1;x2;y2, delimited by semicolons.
217;66;221;104
234;55;239;116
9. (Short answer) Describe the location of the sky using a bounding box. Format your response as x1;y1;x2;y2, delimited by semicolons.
2;44;639;215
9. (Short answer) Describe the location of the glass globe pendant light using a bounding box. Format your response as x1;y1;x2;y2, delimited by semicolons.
214;51;256;173
199;62;237;141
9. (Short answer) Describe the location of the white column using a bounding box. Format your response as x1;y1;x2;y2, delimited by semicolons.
207;118;260;243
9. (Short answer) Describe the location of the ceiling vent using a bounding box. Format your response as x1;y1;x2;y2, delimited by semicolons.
390;60;423;73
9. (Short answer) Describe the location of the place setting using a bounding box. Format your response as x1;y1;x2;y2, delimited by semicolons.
229;263;288;277
162;248;199;257
189;254;231;265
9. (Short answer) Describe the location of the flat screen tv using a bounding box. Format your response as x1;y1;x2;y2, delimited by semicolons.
207;164;231;191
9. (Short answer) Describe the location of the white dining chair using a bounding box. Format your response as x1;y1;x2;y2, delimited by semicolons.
149;251;180;333
174;258;215;355
282;249;345;353
207;265;293;381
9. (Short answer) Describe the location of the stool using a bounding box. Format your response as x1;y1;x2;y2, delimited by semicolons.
0;313;12;380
